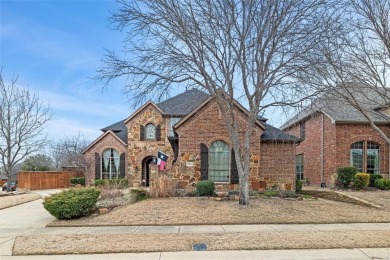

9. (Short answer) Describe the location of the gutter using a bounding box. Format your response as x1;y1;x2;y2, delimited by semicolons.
321;113;325;187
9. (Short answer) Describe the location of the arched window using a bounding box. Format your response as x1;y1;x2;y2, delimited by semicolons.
350;141;364;172
209;141;230;182
367;141;380;174
145;123;156;140
102;148;120;179
350;141;380;174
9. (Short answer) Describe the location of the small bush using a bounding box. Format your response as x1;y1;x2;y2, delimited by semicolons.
196;180;215;196
337;166;358;188
70;177;85;186
374;178;390;190
43;188;100;219
296;180;303;192
263;190;280;197
354;173;370;189
130;189;148;201
95;178;128;188
369;174;383;187
149;175;176;198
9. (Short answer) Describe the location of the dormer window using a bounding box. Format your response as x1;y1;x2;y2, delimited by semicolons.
145;123;156;140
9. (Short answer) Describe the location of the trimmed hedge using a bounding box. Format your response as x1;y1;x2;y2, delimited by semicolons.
196;180;215;196
95;178;128;187
353;173;370;189
43;188;101;219
295;180;303;192
374;178;390;190
70;177;85;186
369;174;383;187
337;166;358;188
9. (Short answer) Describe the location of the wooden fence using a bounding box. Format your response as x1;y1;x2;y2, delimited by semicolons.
18;171;83;190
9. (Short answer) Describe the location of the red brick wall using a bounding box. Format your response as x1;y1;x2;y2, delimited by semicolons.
84;132;127;184
260;142;296;190
336;124;389;176
285;113;337;185
175;101;263;188
286;112;390;186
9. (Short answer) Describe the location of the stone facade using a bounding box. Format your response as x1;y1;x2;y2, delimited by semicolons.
84;96;296;192
285;112;390;186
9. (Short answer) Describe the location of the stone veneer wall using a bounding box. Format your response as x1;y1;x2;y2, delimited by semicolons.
125;103;174;186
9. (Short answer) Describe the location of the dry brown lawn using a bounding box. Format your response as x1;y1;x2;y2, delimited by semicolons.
49;190;390;227
0;192;41;209
13;230;390;255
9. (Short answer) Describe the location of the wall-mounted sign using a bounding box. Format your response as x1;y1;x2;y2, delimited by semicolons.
186;161;194;167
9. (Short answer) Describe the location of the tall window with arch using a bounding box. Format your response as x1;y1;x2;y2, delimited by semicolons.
350;141;380;174
102;148;120;179
145;123;156;140
209;140;230;182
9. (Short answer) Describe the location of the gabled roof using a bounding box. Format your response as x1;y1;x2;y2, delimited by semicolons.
83;130;127;154
174;95;266;130
156;89;210;116
261;123;298;142
101;119;128;144
124;101;163;124
281;85;390;130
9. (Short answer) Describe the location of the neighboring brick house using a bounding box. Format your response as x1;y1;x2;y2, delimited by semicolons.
83;89;297;191
281;90;390;186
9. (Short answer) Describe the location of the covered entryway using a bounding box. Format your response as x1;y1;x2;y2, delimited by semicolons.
141;156;156;187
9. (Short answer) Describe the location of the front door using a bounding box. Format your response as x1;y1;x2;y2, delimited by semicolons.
141;156;154;187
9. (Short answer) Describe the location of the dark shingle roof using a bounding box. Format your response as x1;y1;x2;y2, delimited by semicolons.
261;123;298;142
156;89;209;116
101;119;128;144
281;85;390;129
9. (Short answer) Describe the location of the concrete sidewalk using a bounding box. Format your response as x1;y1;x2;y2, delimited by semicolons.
1;248;389;259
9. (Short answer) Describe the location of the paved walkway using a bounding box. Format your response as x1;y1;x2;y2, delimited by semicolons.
1;190;389;259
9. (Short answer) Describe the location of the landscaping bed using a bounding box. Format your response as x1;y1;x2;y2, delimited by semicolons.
48;191;390;226
13;230;390;255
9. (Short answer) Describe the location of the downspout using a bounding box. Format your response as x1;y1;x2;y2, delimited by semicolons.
320;113;324;187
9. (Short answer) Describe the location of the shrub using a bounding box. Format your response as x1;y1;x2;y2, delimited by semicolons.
43;188;101;219
369;174;383;187
295;180;303;192
70;177;85;186
95;178;128;188
196;180;215;196
130;189;148;201
149;175;176;198
353;173;370;189
374;178;390;190
337;166;358;188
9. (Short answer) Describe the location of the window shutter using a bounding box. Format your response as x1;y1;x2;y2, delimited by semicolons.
230;149;239;184
156;124;161;141
140;125;145;141
200;143;208;180
95;153;100;180
119;153;126;178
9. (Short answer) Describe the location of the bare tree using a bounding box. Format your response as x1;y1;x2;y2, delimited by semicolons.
49;141;66;171
306;0;390;144
96;0;343;206
0;72;52;191
58;134;93;185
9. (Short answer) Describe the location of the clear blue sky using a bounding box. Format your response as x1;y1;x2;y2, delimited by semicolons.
1;0;288;145
1;0;131;142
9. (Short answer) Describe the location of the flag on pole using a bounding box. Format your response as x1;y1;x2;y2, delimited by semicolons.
157;151;168;171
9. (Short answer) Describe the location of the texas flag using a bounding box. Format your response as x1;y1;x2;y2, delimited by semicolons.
157;151;169;171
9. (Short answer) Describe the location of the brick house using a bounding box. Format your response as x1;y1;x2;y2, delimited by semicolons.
282;90;390;186
83;89;297;191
